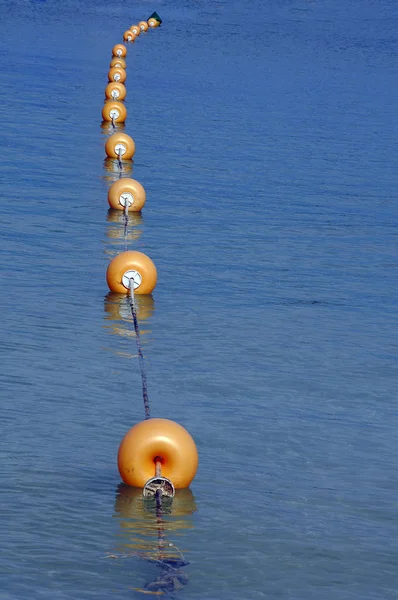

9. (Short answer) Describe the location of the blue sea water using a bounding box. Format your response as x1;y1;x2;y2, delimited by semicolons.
1;0;397;598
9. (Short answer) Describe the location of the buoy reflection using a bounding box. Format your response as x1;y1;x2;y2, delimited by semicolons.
110;484;197;594
104;292;154;339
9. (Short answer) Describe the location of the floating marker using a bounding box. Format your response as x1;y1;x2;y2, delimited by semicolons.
130;24;141;36
102;100;127;123
112;43;127;58
105;82;126;101
118;418;198;489
139;21;149;32
148;11;162;26
110;56;126;69
108;178;146;212
105;132;135;159
123;30;136;43
108;67;126;83
106;251;157;294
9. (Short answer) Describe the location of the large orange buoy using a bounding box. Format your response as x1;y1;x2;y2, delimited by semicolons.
112;44;127;57
110;56;126;69
106;251;157;294
105;132;135;159
108;67;126;83
118;418;198;489
139;21;149;32
147;18;160;28
105;82;126;101
102;101;127;123
108;178;146;211
130;24;141;36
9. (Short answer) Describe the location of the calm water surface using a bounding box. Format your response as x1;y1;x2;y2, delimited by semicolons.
1;0;397;598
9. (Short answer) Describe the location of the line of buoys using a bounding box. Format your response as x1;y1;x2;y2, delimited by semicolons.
100;13;198;500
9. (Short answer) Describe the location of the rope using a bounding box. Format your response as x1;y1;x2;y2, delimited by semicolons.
117;147;123;170
123;203;129;252
128;279;151;419
111;115;116;129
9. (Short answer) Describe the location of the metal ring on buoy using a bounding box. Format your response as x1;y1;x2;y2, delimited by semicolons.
110;57;126;69
118;418;199;489
102;100;127;123
108;178;146;212
147;18;159;28
105;132;135;159
139;21;149;32
123;30;136;43
106;251;157;294
105;82;126;101
112;44;127;58
130;24;141;36
108;67;127;83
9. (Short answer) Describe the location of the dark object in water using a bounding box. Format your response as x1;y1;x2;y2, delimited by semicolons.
148;11;162;25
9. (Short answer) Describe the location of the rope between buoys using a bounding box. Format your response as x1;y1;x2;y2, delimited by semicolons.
128;279;151;420
117;147;123;170
123;204;129;252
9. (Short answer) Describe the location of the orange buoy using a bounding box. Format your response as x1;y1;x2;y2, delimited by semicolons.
108;67;126;83
148;18;159;28
139;21;149;32
105;82;126;101
130;24;141;36
118;418;198;489
110;56;126;69
123;30;136;43
102;101;127;123
112;44;127;58
108;178;146;212
106;251;157;294
105;132;135;159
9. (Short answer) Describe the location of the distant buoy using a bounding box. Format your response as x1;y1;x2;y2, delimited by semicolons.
112;44;127;58
108;178;146;212
105;82;126;101
139;21;149;32
105;132;135;159
110;57;126;69
106;251;157;294
108;67;127;83
123;30;136;43
130;24;141;36
102;101;127;123
147;18;159;28
147;11;162;27
118;418;198;489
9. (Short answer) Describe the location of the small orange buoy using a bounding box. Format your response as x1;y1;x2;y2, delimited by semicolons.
123;30;136;43
130;24;141;36
118;418;198;489
108;67;127;83
105;132;135;159
147;18;159;28
108;178;146;212
112;44;127;58
105;82;126;101
106;251;157;294
139;21;149;32
110;56;126;69
102;101;127;123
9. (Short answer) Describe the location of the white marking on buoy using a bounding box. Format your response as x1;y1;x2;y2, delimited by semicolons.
122;270;142;290
111;90;119;99
110;109;120;120
119;192;134;207
114;143;126;156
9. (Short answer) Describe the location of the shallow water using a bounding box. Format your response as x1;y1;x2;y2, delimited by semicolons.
1;0;398;598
